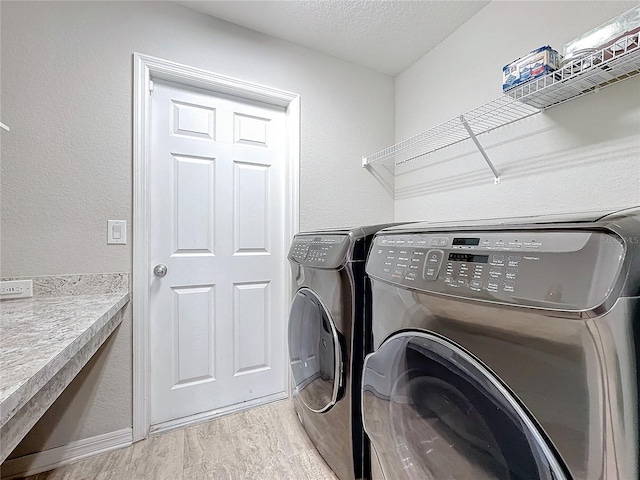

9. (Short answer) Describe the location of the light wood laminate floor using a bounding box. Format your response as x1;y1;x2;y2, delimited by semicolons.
21;400;338;480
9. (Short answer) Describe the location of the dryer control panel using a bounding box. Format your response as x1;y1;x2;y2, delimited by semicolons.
289;234;351;269
366;230;625;311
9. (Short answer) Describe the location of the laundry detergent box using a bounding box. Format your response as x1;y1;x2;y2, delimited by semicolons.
502;46;561;91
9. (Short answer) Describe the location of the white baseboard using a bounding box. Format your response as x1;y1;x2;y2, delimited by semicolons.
1;428;132;479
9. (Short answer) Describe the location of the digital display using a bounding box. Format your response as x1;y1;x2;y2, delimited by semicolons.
453;238;480;246
448;253;489;263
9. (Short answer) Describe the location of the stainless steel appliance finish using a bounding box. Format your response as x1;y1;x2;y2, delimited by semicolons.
362;208;640;480
288;224;400;480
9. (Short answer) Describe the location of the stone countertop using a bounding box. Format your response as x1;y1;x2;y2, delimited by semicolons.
0;293;130;428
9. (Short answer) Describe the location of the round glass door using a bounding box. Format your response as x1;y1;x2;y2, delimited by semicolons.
362;332;570;480
288;288;342;412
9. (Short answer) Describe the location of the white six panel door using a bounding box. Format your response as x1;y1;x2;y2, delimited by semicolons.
149;80;287;426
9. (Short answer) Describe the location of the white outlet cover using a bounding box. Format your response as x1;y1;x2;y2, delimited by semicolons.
108;220;127;245
0;279;33;300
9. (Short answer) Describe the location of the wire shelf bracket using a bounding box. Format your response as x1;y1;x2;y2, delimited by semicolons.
460;115;500;184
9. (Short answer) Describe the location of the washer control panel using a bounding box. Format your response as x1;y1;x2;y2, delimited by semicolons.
367;230;625;311
289;234;351;268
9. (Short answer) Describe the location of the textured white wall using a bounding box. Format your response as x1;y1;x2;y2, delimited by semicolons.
0;0;394;457
394;1;640;222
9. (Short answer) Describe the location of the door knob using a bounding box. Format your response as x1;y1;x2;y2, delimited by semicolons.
153;264;168;277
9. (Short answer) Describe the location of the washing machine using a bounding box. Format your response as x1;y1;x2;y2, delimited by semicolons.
288;224;400;480
362;208;640;480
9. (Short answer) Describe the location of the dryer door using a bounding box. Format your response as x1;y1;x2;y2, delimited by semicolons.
362;331;570;480
288;288;343;413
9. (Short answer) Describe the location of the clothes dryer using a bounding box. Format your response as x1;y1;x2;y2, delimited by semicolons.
362;209;640;480
288;224;399;480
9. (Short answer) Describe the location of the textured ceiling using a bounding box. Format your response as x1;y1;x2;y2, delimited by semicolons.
178;1;490;76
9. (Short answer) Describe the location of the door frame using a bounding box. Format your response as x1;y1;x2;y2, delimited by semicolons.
132;53;300;441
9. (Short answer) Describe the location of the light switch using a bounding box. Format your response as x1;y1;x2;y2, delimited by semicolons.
108;220;127;245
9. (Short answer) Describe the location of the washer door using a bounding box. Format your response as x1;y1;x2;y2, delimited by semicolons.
288;288;343;413
362;332;570;480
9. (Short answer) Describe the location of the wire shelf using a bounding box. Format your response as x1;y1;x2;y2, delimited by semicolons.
507;30;640;109
363;95;540;167
363;31;640;169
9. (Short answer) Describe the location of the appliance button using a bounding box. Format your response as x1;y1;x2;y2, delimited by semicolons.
470;280;482;289
438;238;449;246
383;267;391;274
392;269;403;278
409;265;419;270
413;251;425;256
423;250;444;280
492;255;504;262
427;251;443;264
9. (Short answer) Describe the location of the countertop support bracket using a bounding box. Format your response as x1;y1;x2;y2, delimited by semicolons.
459;115;500;184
